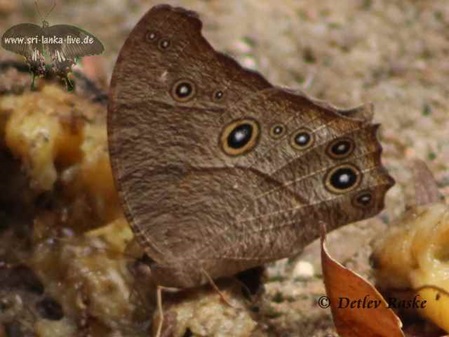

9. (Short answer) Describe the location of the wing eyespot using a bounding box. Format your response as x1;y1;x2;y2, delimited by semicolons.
291;128;314;150
212;90;224;101
324;164;362;194
158;38;171;50
220;119;260;156
352;190;374;208
146;31;158;42
326;137;355;159
170;79;196;102
270;124;286;139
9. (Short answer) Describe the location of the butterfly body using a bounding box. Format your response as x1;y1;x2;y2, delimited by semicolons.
108;5;394;288
1;19;103;90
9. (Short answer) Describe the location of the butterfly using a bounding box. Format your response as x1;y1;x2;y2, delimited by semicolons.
1;2;104;91
107;4;395;290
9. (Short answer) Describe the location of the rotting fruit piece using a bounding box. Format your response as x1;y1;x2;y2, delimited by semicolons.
372;202;449;333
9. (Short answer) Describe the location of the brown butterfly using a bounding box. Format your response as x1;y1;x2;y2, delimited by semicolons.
107;5;394;289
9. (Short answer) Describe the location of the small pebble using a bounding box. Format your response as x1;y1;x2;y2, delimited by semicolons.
292;261;315;279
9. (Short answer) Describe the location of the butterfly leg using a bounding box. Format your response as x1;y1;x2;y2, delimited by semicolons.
153;285;180;337
51;54;76;92
200;267;241;309
26;52;45;91
30;72;37;91
155;285;164;337
64;75;75;92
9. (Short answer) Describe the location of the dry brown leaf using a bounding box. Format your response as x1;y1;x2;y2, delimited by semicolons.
321;229;404;337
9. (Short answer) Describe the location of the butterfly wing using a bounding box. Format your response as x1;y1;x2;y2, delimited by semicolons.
109;4;271;262
44;25;104;59
108;5;394;288
1;23;43;57
40;25;103;90
43;25;103;79
1;23;46;76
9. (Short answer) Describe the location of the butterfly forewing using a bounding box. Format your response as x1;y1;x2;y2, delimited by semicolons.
1;23;44;57
44;25;104;59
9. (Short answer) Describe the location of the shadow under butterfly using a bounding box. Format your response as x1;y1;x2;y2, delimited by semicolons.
1;5;104;91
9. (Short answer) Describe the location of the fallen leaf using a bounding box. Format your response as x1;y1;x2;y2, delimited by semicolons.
321;227;404;337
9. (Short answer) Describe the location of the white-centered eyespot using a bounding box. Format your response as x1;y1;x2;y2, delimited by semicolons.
352;190;374;208
220;119;260;156
270;124;286;139
324;163;362;194
291;128;314;150
170;79;196;102
326;137;355;160
158;38;171;50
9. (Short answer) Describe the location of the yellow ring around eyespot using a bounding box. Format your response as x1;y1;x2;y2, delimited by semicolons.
324;163;362;194
326;137;355;160
290;128;314;150
270;124;286;139
220;119;260;156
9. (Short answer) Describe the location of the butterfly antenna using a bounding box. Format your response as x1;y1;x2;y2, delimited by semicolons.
43;0;56;21
35;0;56;21
34;1;43;21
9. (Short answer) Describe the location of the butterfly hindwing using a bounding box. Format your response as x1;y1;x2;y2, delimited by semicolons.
108;5;395;288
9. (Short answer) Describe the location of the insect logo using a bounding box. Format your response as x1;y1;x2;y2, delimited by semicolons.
1;1;104;91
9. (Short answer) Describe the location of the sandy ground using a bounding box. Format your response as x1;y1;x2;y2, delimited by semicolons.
1;0;449;336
